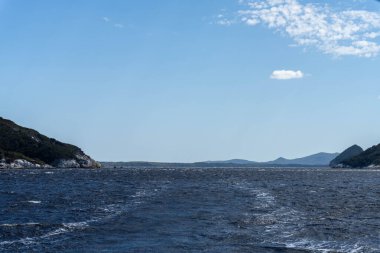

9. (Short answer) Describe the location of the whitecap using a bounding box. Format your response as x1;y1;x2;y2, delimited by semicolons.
0;223;18;227
63;221;89;229
284;238;375;253
0;222;87;247
0;222;40;227
0;184;169;249
40;228;68;239
27;200;41;204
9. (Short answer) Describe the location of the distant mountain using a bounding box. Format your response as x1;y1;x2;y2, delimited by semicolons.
330;145;363;167
198;152;340;167
204;159;258;165
267;152;339;166
102;153;338;168
0;117;100;169
341;144;380;168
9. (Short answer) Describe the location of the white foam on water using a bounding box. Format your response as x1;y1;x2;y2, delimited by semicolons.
236;183;277;209
97;189;152;221
252;201;380;253
0;223;40;227
252;194;380;253
0;182;171;249
233;181;314;250
284;239;377;253
0;224;17;227
0;220;95;247
90;188;160;223
27;200;41;204
0;237;34;246
40;228;68;239
0;223;18;227
132;190;147;198
255;191;276;208
0;240;14;246
63;221;89;230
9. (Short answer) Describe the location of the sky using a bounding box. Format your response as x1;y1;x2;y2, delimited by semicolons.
1;0;380;162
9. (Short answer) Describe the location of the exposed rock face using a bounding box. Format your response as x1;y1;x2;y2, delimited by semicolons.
0;117;101;169
330;145;364;168
74;154;101;168
52;159;80;168
51;155;101;169
0;159;53;169
11;159;41;169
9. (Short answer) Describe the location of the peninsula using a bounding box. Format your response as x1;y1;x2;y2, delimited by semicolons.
0;117;100;169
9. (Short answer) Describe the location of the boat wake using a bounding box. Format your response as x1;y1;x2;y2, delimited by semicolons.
0;184;170;250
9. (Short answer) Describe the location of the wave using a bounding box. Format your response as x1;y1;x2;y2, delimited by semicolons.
284;239;377;253
0;184;169;249
0;223;40;227
26;200;41;204
233;183;380;253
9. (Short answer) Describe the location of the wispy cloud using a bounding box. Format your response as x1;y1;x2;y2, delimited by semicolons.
216;14;233;26
114;23;124;29
101;17;125;29
228;0;380;58
270;70;304;80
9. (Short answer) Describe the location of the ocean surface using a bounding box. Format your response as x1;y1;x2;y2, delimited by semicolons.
0;167;379;253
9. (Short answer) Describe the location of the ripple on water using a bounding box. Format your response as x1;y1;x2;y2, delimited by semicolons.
0;183;169;250
0;168;379;252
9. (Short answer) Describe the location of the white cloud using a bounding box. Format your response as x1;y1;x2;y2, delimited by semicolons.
270;70;304;80
236;0;380;57
102;17;125;29
215;13;235;26
217;19;233;26
114;23;124;29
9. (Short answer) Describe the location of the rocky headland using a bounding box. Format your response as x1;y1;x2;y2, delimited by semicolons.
331;144;380;169
0;117;100;169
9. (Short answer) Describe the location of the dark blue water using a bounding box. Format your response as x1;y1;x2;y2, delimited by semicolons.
0;168;380;253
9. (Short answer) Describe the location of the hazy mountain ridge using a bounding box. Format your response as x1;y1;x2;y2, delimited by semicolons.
268;152;339;166
204;159;258;165
102;152;340;168
102;144;380;169
205;152;339;166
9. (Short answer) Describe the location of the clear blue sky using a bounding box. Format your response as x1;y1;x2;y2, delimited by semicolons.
1;0;380;162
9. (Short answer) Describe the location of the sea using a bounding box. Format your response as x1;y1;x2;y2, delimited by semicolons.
0;167;379;253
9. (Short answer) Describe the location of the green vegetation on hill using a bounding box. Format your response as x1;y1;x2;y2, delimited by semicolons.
330;145;363;167
0;148;40;163
0;117;99;168
342;144;380;168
